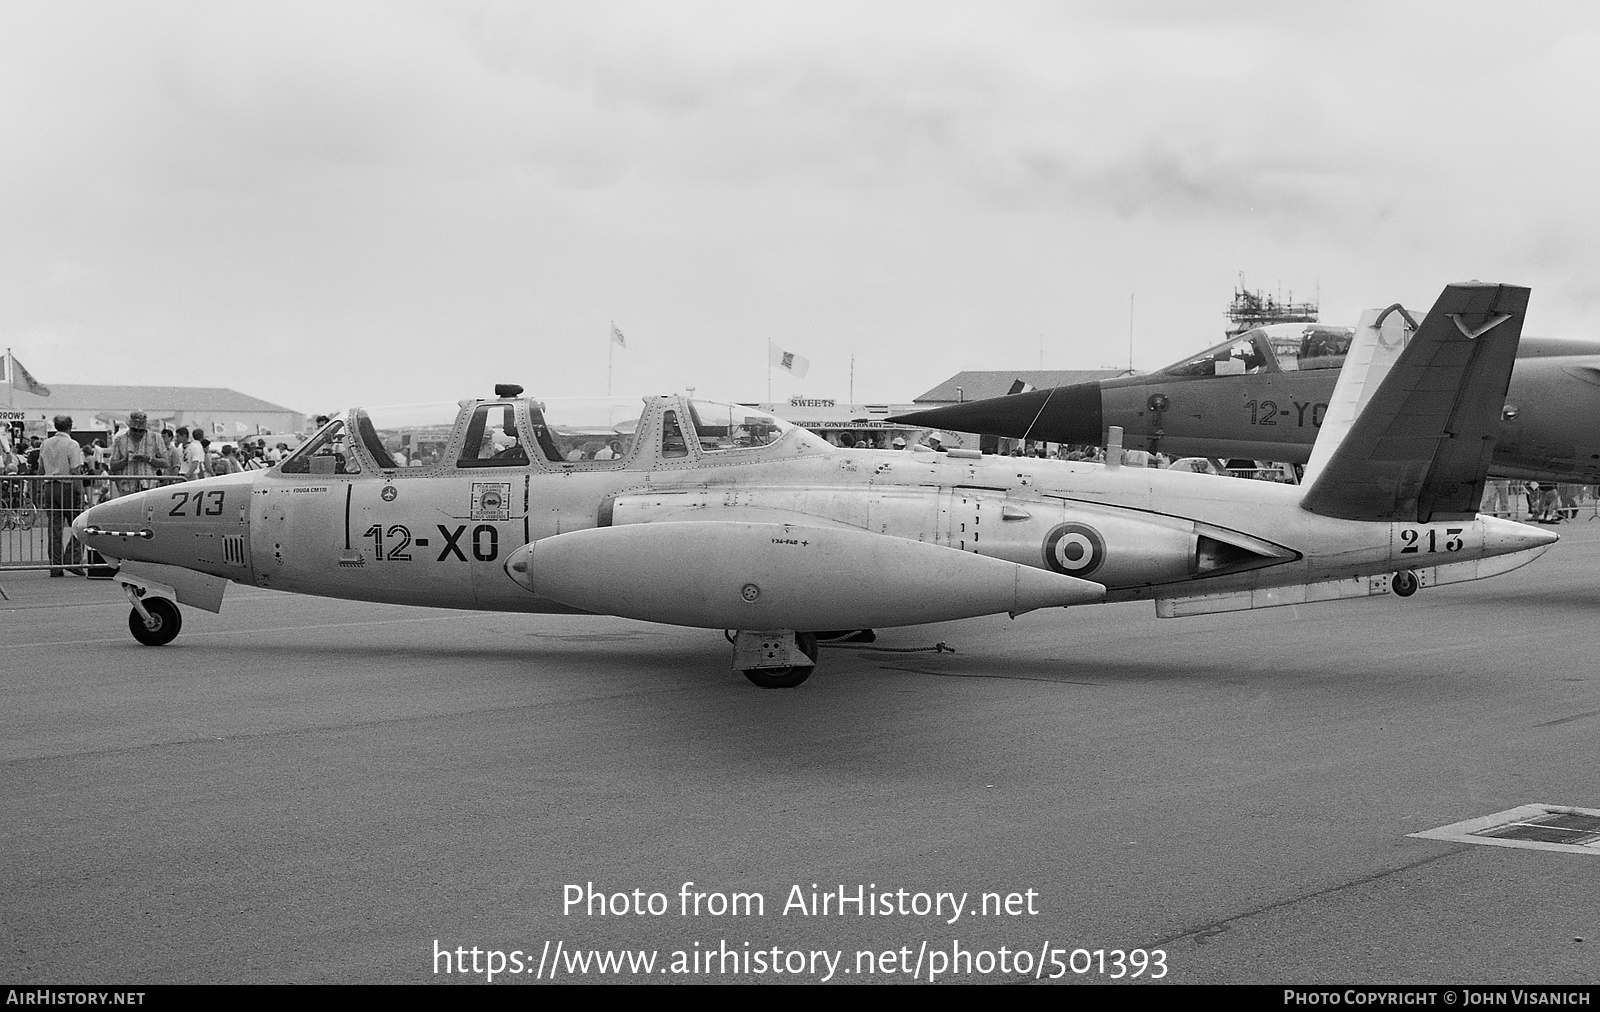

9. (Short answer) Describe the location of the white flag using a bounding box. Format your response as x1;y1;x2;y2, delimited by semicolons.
769;345;810;378
611;324;626;348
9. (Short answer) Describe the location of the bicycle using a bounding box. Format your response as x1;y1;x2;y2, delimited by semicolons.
0;479;41;531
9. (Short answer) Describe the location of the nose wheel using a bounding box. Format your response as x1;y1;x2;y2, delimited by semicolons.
128;597;182;646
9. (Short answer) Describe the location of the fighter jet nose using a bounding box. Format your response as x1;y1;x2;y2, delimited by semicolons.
887;382;1104;444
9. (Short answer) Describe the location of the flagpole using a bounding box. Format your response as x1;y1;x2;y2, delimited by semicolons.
6;348;13;408
766;339;772;407
608;321;614;398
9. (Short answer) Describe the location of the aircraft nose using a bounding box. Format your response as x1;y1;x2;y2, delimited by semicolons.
1480;514;1559;556
887;382;1104;444
73;490;154;561
76;493;147;540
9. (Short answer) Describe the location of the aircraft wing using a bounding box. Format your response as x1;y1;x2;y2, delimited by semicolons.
1299;282;1529;523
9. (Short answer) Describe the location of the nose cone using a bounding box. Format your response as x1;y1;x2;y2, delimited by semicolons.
74;493;151;554
1480;514;1559;557
504;543;536;593
888;382;1104;443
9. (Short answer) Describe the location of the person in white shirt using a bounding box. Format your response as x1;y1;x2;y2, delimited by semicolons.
183;430;205;480
41;415;86;576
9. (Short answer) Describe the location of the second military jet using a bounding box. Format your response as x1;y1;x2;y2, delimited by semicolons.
892;317;1600;483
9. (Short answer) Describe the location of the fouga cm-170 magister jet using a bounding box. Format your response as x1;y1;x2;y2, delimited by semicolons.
75;281;1554;688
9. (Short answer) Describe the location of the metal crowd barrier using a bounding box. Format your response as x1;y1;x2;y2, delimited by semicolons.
0;474;187;573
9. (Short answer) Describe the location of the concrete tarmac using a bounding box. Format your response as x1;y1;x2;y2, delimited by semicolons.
2;523;1598;985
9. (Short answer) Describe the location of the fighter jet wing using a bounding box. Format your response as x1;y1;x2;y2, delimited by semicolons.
1299;282;1529;524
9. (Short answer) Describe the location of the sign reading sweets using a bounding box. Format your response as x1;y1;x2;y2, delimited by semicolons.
788;397;835;408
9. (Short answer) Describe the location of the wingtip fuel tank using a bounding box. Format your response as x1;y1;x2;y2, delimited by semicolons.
503;521;1105;629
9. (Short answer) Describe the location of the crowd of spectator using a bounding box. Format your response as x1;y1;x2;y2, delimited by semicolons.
3;415;294;503
1;414;302;576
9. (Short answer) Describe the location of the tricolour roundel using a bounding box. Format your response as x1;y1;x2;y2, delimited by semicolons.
1043;523;1106;578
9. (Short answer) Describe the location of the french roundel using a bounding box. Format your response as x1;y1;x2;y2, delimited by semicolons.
1043;523;1106;578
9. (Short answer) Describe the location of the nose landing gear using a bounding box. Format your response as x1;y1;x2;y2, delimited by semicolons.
126;591;182;646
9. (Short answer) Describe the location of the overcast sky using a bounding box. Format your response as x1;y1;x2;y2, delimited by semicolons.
3;1;1598;416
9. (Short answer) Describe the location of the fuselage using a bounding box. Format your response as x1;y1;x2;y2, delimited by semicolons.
894;336;1600;482
75;393;1554;627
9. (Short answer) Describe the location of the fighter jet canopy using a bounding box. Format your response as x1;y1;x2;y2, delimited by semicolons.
1157;324;1355;377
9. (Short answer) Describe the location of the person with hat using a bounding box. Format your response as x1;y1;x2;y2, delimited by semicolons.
891;435;907;450
41;415;86;576
109;411;169;498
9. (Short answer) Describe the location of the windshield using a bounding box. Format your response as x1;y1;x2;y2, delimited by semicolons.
688;401;808;452
1159;334;1274;377
279;416;360;475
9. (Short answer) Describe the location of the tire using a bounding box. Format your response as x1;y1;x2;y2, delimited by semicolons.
128;597;182;646
1392;570;1419;598
742;632;819;689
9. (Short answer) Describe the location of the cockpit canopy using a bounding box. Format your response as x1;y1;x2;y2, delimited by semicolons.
278;395;827;475
1157;324;1356;377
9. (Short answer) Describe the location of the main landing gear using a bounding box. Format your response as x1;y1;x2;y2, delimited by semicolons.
126;591;182;646
732;630;820;688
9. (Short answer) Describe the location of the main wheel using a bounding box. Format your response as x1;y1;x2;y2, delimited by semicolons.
742;632;818;689
1392;570;1419;598
128;597;182;646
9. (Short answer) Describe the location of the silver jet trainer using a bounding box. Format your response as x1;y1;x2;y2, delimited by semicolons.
76;282;1555;688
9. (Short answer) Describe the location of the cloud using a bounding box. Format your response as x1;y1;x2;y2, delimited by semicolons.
1;1;1597;409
